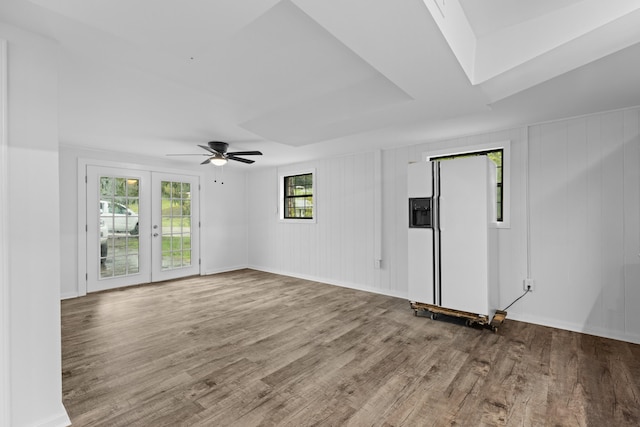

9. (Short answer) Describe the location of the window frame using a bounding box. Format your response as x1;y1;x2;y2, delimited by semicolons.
423;140;511;228
278;168;317;223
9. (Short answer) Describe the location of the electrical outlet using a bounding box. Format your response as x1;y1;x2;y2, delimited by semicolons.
523;278;535;292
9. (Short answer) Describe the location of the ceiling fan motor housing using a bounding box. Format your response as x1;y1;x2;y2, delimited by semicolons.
207;141;229;153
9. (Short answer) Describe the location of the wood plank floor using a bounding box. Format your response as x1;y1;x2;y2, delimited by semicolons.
61;269;640;426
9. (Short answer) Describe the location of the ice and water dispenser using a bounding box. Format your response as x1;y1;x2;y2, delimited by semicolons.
409;197;432;228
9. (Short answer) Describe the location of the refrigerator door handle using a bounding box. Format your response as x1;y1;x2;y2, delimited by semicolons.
438;197;444;231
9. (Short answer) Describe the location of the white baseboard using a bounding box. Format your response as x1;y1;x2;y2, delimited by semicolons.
203;265;249;276
247;265;408;300
60;292;78;300
60;265;251;299
507;312;640;345
33;406;71;427
248;266;640;345
61;265;640;345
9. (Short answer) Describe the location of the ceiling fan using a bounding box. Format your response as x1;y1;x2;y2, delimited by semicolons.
167;141;263;166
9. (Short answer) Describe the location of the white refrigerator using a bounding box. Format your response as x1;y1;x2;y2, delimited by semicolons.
408;156;499;319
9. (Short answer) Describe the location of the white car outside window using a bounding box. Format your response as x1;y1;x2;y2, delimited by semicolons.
100;200;139;235
100;217;109;262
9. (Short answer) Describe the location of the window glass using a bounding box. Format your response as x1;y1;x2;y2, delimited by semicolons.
99;176;140;278
160;180;192;270
431;149;503;222
283;173;314;219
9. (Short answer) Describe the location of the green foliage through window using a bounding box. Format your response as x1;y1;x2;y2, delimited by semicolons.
284;173;313;219
431;149;503;222
160;180;192;270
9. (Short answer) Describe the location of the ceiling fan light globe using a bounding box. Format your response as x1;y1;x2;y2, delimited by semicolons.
210;157;227;166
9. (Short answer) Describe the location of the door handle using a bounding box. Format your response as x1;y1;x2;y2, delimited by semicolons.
153;233;159;237
438;197;444;231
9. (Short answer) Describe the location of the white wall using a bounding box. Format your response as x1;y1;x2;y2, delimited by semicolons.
248;112;640;344
0;36;9;427
248;128;526;300
248;154;386;295
201;169;248;275
1;23;70;427
58;145;249;297
527;109;640;342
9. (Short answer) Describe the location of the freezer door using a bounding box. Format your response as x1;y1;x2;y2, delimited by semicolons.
407;162;435;304
408;161;432;198
438;157;491;315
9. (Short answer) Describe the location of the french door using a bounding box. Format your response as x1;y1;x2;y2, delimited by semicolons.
86;166;199;292
151;172;200;282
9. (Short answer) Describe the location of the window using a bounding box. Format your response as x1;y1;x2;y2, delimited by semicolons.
279;169;316;223
429;147;506;223
283;173;313;219
160;180;192;270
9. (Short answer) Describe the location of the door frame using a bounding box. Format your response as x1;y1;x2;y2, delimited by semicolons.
77;158;203;296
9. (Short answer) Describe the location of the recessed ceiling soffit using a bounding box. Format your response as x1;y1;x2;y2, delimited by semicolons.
424;0;640;101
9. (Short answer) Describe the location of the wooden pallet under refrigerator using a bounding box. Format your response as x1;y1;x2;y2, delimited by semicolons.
410;301;507;332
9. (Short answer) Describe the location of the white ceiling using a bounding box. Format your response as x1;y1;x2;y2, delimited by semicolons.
459;0;583;38
1;0;640;168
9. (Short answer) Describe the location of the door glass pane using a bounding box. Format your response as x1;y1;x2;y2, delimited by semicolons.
161;180;192;271
99;176;140;279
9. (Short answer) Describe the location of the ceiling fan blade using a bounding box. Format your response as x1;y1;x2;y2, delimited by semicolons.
166;153;210;156
200;158;211;165
228;156;255;164
198;144;219;154
226;151;263;156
